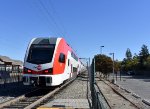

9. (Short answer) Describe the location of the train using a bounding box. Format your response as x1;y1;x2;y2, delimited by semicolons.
23;37;86;86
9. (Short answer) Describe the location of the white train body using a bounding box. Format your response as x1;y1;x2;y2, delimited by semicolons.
23;37;86;86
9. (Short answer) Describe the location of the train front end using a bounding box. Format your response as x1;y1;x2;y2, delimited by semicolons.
23;37;58;86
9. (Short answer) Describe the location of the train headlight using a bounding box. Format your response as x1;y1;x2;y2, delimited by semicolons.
28;70;32;73
44;70;49;73
44;68;53;74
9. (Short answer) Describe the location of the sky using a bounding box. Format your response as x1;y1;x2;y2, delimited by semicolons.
0;0;150;62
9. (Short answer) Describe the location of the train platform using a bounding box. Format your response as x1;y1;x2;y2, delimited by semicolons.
37;99;89;109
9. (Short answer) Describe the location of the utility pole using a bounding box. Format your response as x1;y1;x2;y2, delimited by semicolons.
100;46;104;54
109;53;115;83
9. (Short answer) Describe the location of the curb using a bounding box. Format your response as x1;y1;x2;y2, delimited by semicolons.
109;81;150;107
104;81;140;109
124;89;131;93
132;93;141;99
119;86;125;90
109;81;131;93
115;84;119;87
142;99;150;106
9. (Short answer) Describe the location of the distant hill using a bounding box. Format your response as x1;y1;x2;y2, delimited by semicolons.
0;55;23;66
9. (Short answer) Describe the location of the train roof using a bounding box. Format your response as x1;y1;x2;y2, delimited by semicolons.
31;37;79;61
32;37;58;45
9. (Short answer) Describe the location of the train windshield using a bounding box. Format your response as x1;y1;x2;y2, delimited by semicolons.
27;44;55;64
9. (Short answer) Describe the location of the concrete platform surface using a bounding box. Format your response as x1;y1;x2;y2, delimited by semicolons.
37;99;89;109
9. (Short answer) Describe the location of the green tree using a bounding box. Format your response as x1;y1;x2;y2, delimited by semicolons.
122;45;150;74
139;44;149;69
146;56;150;70
92;54;112;78
122;51;137;72
132;55;139;71
114;60;121;72
121;58;127;71
139;44;149;59
126;48;132;60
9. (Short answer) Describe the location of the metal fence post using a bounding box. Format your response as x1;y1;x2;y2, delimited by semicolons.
91;57;96;109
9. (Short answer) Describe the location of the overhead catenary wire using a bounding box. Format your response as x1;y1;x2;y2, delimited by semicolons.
38;0;66;37
37;0;61;36
47;0;70;39
32;0;76;55
44;0;77;55
30;1;60;37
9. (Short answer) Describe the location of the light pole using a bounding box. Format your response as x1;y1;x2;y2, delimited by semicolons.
109;53;115;83
100;46;104;54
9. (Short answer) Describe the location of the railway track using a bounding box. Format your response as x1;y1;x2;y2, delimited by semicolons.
96;79;139;109
103;80;150;109
0;78;76;109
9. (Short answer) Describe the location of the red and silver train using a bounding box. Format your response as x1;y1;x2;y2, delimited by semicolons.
23;37;86;86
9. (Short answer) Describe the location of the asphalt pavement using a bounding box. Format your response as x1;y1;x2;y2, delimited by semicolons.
110;73;150;101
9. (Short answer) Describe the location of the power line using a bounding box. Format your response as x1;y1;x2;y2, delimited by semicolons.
47;0;75;51
31;0;74;52
29;0;60;36
37;0;61;36
38;0;66;37
47;0;70;39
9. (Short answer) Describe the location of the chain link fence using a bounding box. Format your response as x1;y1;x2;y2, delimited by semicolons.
88;58;110;109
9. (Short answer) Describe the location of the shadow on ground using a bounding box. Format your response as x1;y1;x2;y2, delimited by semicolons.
119;72;150;82
0;82;35;97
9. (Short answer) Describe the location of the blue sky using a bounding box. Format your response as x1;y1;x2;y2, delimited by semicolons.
0;0;150;61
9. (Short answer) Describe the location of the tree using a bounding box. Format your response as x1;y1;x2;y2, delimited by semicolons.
122;48;133;71
146;56;150;70
126;48;132;60
139;44;149;59
132;55;139;71
122;53;139;72
122;45;150;75
95;54;112;74
139;44;149;69
121;58;127;71
114;60;121;72
92;54;113;78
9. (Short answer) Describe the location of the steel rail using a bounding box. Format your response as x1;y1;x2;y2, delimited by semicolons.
25;78;76;109
0;88;40;109
0;77;76;109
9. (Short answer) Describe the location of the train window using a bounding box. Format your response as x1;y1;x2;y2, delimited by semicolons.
59;53;65;63
73;67;77;73
68;59;70;66
27;44;55;64
71;64;73;72
71;51;78;61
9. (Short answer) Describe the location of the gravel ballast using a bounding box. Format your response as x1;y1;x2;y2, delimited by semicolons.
0;81;36;104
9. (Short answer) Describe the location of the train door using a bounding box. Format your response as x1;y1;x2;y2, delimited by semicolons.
67;59;71;78
70;64;73;78
77;64;79;75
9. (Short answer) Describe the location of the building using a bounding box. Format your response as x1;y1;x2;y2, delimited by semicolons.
0;56;23;79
